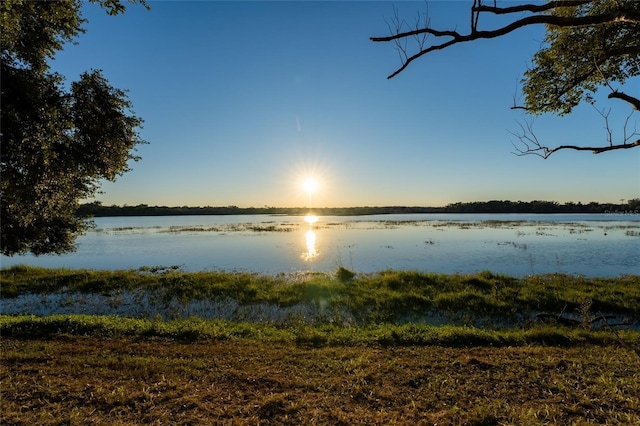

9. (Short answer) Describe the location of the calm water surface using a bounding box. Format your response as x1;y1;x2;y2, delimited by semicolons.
1;213;638;277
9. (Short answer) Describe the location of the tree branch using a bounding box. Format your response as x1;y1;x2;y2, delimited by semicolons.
371;4;640;79
608;91;640;111
513;139;640;158
511;47;638;112
539;140;640;157
473;0;593;15
373;1;640;159
511;117;640;159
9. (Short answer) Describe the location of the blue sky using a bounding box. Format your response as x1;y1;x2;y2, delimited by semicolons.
53;1;639;207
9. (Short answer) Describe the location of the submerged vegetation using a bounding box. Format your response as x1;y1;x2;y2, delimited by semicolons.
2;266;639;424
2;266;639;327
89;218;640;238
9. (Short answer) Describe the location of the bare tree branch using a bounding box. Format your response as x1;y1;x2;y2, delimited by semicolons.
474;0;593;15
372;3;640;44
594;106;614;146
371;2;640;79
514;138;640;158
511;116;640;159
623;109;638;142
544;140;640;156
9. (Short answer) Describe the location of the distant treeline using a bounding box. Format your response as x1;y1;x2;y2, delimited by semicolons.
77;199;640;217
441;199;639;214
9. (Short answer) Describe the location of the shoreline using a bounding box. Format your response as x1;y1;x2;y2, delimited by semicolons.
77;200;640;217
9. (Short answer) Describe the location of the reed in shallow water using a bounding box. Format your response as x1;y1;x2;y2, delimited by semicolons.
2;266;639;326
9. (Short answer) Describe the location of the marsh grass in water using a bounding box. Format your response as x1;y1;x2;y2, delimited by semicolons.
94;223;297;235
2;266;639;327
91;219;640;236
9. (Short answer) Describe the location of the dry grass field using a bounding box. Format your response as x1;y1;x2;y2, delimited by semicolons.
2;336;639;425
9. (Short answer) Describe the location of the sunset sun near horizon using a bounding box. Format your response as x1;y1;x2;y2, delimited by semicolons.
302;177;319;208
302;178;318;195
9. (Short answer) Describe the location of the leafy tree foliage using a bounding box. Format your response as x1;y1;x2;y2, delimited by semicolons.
371;0;640;158
523;1;640;116
1;0;147;255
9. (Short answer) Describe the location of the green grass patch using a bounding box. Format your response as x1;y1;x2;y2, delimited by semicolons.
2;266;639;325
2;314;639;349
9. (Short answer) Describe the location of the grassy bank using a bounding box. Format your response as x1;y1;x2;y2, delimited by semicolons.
2;267;639;424
3;314;640;348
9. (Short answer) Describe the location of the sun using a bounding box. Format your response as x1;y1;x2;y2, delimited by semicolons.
302;177;318;195
286;154;333;207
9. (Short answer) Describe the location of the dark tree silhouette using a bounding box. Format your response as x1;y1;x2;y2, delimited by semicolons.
1;0;148;255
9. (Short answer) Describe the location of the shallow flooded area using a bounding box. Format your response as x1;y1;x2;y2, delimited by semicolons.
1;213;638;277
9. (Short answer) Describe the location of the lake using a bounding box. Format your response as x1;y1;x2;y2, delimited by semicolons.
1;213;638;277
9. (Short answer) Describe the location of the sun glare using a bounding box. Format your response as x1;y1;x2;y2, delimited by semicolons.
304;214;318;224
303;178;318;195
302;177;319;208
286;155;333;207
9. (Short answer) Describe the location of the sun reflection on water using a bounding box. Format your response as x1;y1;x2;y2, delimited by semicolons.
304;214;318;224
302;214;319;261
303;229;318;261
